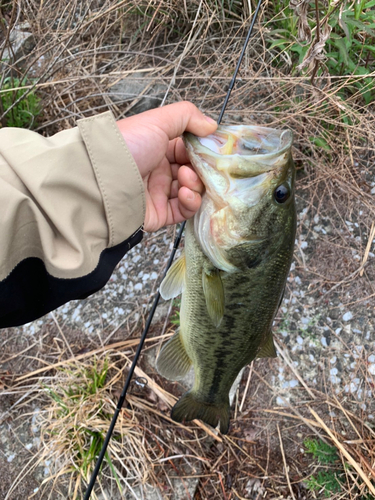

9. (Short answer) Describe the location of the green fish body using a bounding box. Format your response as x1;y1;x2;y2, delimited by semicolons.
157;125;296;433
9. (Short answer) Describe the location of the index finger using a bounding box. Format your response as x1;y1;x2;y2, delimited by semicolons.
140;101;218;141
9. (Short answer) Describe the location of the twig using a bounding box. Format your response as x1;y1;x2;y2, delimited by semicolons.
277;424;296;500
360;221;375;277
14;334;171;383
239;362;253;412
50;311;74;358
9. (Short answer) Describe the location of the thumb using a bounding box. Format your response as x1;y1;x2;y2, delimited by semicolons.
142;101;218;140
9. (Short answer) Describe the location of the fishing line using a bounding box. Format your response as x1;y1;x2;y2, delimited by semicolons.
84;1;263;497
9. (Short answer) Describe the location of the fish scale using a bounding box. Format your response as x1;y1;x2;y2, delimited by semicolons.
157;125;296;433
185;219;294;397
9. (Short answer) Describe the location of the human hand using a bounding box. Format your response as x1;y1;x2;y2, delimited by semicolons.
117;101;217;232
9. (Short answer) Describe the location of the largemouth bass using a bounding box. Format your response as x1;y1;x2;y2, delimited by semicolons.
156;125;296;434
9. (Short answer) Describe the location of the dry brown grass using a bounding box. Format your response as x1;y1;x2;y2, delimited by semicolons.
1;0;375;499
3;331;374;499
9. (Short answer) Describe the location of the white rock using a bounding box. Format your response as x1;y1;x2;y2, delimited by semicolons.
276;396;288;406
342;311;353;321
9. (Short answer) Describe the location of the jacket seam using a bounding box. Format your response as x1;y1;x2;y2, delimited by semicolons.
108;116;146;223
79;114;115;245
78;112;146;247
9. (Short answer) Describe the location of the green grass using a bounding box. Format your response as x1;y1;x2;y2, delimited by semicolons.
40;358;125;498
43;359;113;478
1;77;41;128
170;297;181;327
36;354;152;499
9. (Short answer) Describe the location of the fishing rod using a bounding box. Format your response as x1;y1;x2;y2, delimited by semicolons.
84;1;263;497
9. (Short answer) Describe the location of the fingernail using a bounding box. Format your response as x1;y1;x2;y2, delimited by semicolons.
204;115;217;125
191;171;198;182
187;191;196;201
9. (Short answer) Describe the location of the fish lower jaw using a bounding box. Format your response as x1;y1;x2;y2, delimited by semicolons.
193;213;237;272
198;238;238;273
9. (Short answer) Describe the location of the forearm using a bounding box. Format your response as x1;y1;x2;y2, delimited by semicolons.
0;111;145;327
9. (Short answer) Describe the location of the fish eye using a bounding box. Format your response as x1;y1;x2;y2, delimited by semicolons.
274;184;290;204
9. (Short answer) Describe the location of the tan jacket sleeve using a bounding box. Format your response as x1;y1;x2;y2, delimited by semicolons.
0;111;145;327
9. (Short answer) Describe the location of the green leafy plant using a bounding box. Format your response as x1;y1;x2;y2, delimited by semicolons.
170;297;181;326
304;438;374;499
304;438;339;465
306;470;343;497
265;1;375;103
304;438;343;497
0;76;41;128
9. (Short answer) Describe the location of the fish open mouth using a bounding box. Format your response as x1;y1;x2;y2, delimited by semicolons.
184;125;293;183
183;125;294;272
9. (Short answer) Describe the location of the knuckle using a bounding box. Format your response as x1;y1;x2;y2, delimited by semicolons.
181;100;197;114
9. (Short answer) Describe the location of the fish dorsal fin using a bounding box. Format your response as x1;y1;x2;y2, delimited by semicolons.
256;332;277;359
202;267;224;328
160;253;186;300
156;329;192;381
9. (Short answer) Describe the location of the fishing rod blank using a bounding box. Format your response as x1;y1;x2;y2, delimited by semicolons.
84;1;263;497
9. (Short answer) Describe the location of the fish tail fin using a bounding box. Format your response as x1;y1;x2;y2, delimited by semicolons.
171;392;230;434
156;330;192;381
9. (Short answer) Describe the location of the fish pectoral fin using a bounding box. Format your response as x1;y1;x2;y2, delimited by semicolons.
171;391;230;434
202;268;225;328
159;253;186;300
156;330;192;381
256;332;277;359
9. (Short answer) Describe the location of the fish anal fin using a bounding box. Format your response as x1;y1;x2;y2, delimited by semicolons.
256;332;277;359
160;253;186;300
156;330;191;381
171;391;230;434
202;267;224;328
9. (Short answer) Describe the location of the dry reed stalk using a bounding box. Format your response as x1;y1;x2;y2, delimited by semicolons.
277;424;296;500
